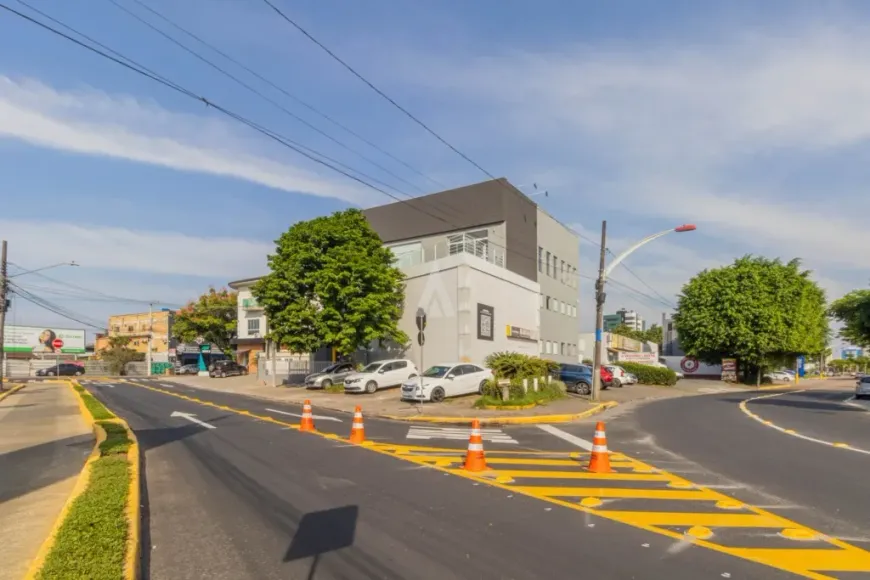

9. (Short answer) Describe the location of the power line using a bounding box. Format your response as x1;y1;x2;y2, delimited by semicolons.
9;282;107;330
104;0;431;198
259;0;496;180
3;2;668;311
125;0;446;191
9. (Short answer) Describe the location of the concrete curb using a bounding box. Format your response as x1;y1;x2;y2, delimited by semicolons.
0;383;26;403
24;381;141;580
382;400;619;425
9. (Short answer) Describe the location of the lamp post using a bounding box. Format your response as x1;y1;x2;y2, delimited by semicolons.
590;223;697;402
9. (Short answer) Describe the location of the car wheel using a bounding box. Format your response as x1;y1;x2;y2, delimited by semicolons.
430;387;445;403
613;378;623;388
48;371;56;376
220;371;226;378
365;380;377;394
75;371;83;376
577;382;592;396
241;369;248;376
479;380;488;395
321;378;332;388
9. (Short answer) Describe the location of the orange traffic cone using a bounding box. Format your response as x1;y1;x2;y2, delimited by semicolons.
463;419;488;472
299;400;316;432
586;421;612;473
349;406;366;444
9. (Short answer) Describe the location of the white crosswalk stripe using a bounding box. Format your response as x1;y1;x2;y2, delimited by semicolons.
406;426;518;444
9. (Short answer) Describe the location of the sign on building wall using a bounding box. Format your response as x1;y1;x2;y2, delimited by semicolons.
617;352;657;364
2;325;86;353
609;333;642;352
721;358;737;382
477;303;494;341
506;325;537;341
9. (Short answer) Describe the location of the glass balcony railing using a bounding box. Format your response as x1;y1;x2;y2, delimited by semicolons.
389;234;505;270
241;298;262;310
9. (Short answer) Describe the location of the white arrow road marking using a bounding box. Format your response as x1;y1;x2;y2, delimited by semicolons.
158;383;175;388
406;426;518;444
170;411;216;429
265;408;343;422
536;424;593;450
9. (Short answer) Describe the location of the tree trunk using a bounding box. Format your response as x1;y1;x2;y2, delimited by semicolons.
756;366;761;387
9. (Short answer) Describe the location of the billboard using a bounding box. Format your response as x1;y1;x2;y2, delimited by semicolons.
617;352;657;364
2;325;86;354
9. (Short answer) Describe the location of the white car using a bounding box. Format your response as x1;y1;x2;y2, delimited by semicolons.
401;363;494;403
856;376;870;400
604;365;632;387
343;359;418;394
765;371;793;382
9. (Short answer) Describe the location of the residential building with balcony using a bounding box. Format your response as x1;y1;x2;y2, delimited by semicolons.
95;309;175;356
364;178;580;364
228;277;268;372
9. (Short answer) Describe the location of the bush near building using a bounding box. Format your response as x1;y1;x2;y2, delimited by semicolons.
477;352;566;407
484;351;558;380
618;362;678;386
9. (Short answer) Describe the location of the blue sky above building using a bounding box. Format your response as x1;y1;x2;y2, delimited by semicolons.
1;0;867;348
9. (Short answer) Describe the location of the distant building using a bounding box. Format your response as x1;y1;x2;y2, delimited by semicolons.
95;310;175;356
843;347;864;359
603;309;645;332
661;315;685;357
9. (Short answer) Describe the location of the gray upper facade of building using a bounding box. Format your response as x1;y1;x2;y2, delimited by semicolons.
363;178;580;363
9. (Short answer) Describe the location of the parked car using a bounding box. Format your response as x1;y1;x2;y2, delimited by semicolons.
401;363;493;402
856;375;870;400
604;365;632;388
765;371;793;382
625;372;638;384
344;359;418;394
175;364;200;375
599;365;614;387
209;360;247;378
304;362;356;388
558;363;593;395
36;363;85;377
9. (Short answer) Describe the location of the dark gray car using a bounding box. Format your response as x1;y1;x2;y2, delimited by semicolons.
304;362;356;388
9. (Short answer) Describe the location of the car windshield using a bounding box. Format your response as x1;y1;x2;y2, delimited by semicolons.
423;366;452;378
322;364;341;373
361;363;382;373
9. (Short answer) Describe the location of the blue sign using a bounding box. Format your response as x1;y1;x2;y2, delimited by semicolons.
595;328;603;342
797;355;806;377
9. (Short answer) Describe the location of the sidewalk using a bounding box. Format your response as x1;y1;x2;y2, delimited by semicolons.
160;375;750;423
0;383;92;580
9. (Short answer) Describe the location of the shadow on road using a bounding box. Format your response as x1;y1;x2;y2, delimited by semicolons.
0;434;93;505
285;505;359;580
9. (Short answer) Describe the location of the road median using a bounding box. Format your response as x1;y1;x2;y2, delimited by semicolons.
26;381;140;580
0;383;27;403
383;400;619;425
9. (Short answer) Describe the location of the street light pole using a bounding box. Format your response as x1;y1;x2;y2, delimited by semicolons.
590;223;697;402
0;241;7;392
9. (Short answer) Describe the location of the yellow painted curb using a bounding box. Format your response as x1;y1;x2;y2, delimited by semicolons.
480;402;537;410
25;381;140;580
0;383;26;403
382;401;618;425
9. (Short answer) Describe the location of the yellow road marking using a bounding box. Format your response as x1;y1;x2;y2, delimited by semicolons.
490;469;671;481
108;378;870;579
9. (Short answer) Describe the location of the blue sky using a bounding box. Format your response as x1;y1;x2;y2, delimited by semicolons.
1;0;868;351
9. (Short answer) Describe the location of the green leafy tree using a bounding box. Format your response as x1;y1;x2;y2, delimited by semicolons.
829;289;870;348
173;288;238;354
673;256;828;385
98;336;145;375
253;209;408;356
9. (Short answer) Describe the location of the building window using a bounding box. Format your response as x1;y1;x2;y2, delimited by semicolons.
248;318;260;335
560;302;565;314
560;342;565;355
560;260;565;283
538;247;543;273
545;341;551;354
545;296;551;310
545;251;551;276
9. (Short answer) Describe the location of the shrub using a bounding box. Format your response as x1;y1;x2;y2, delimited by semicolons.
617;362;677;386
479;377;566;404
582;358;593;365
484;351;558;380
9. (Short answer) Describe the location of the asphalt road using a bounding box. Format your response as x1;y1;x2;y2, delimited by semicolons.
86;380;796;580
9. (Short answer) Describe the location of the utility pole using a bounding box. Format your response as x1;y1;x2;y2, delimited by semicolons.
591;221;607;402
146;302;153;376
0;240;7;392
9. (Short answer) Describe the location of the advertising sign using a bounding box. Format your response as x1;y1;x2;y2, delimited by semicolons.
721;358;737;382
616;352;657;364
2;325;86;353
477;304;494;341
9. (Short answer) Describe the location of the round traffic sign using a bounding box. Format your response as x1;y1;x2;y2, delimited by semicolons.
681;357;699;373
52;338;64;350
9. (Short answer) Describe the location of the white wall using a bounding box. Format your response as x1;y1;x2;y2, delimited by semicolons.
536;208;580;363
235;286;267;340
397;253;539;368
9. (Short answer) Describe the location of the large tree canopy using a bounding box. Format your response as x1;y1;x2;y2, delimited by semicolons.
253;209;409;355
673;256;828;374
829;289;870;348
172;287;238;354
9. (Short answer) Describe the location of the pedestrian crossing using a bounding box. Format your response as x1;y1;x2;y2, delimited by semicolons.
406;426;518;444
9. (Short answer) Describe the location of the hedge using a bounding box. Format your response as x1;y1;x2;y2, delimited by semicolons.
483;351;558;380
617;362;678;386
479;377;567;405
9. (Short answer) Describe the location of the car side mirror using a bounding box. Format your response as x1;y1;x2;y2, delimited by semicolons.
446;374;455;380
378;369;386;374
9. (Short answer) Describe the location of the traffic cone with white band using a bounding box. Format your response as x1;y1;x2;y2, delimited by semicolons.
349;405;366;444
586;421;612;473
299;399;315;432
463;419;487;472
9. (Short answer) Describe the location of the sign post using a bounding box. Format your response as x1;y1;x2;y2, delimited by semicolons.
52;338;64;372
416;308;426;396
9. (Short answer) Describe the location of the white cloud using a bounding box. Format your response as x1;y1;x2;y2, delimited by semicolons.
0;76;377;205
0;219;271;278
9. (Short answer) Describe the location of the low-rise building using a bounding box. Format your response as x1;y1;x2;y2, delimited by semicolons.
228;277;268;373
95;309;175;356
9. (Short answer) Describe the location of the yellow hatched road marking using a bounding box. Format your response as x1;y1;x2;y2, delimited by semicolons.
413;456;636;468
601;511;783;528
486;469;671;481
511;485;718;500
728;548;870;573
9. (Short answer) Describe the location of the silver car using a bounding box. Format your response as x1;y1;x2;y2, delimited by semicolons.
856;376;870;400
304;362;356;388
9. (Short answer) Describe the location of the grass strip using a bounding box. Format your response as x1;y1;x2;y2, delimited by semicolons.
81;391;115;421
98;421;132;456
36;456;130;580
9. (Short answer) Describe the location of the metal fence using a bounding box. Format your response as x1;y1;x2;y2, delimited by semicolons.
256;356;335;386
2;359;149;377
